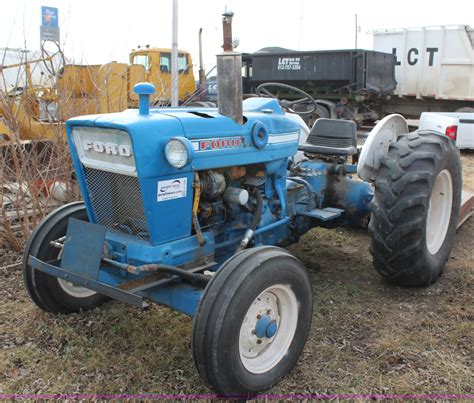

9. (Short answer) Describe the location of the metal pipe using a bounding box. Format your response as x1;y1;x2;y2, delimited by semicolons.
49;235;66;249
0;54;54;70
216;10;243;124
355;14;358;48
215;237;241;250
215;217;291;251
222;11;234;52
253;217;290;236
274;177;287;219
237;188;263;251
327;164;358;175
198;28;206;99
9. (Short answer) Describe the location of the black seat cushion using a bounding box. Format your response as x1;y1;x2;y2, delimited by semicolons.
298;118;357;155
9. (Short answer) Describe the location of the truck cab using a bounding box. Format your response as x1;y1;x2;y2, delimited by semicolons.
129;47;196;104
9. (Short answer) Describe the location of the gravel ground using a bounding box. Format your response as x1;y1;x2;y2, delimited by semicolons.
0;152;472;396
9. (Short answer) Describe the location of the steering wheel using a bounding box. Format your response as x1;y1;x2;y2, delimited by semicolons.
255;82;317;115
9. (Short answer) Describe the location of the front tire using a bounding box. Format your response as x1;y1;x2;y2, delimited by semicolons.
192;246;313;395
369;131;462;286
23;202;108;313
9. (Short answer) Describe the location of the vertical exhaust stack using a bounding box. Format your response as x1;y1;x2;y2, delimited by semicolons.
217;11;243;125
198;28;206;100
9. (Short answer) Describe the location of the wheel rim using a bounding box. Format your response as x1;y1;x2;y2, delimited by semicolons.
239;284;298;374
56;246;97;298
57;278;97;298
426;169;453;255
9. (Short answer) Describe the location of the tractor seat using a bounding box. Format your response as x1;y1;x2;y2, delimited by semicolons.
298;118;357;156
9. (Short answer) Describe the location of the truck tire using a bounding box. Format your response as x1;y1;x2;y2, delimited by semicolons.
23;202;108;313
308;105;330;127
369;131;462;286
192;246;313;395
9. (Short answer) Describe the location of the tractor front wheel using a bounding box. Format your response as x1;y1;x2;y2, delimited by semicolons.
192;246;313;395
369;131;462;286
22;202;108;313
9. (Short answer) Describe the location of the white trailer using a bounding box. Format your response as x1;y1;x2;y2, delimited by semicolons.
373;25;474;116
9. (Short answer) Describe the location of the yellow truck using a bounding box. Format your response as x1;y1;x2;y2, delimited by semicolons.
0;47;196;141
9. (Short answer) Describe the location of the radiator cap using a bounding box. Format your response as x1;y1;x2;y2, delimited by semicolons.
134;82;156;115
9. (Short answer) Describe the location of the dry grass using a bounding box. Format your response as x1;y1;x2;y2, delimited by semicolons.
1;154;472;395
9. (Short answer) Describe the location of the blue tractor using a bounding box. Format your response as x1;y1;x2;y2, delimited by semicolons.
23;49;461;394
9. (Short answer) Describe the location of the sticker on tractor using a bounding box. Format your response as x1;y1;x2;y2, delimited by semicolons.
157;178;187;202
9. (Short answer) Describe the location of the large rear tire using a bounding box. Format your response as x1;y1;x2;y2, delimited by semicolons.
22;202;108;313
369;131;462;286
192;246;313;395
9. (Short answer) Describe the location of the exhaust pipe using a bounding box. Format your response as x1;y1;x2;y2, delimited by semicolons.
217;11;243;125
198;28;206;100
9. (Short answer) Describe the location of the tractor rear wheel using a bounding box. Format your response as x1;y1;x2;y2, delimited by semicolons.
192;246;313;395
23;202;108;313
369;131;462;286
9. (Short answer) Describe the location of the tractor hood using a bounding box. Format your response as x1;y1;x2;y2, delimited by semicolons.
66;97;301;179
65;97;301;245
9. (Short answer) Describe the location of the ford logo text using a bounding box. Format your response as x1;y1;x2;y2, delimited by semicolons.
82;140;132;157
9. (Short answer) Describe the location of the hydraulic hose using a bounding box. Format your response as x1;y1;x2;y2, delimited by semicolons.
237;187;263;251
192;173;205;245
103;258;210;286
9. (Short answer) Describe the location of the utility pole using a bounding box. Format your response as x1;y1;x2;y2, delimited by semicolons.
171;0;179;107
355;14;358;48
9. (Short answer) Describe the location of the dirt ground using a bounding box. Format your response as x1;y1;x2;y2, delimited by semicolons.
1;153;473;396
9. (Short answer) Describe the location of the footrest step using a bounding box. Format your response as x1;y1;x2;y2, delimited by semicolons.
298;207;344;221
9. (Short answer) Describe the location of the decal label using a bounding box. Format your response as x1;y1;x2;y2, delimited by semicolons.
157;178;187;202
192;136;244;152
277;57;301;71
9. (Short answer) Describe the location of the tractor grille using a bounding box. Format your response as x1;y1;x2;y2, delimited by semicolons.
83;167;149;240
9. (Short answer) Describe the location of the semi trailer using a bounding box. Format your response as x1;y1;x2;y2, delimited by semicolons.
373;25;474;116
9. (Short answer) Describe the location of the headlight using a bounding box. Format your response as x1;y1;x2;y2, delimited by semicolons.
164;137;193;168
